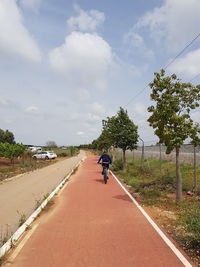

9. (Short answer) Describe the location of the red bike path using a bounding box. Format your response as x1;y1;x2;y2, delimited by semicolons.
6;154;194;267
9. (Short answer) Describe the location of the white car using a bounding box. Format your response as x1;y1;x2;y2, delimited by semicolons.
32;151;57;160
28;146;42;152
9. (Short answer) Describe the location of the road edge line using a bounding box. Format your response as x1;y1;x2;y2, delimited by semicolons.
0;157;86;259
110;171;193;267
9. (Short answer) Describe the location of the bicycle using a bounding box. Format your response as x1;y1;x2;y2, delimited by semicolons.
102;162;109;184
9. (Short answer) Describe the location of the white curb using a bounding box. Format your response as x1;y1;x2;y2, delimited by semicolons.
110;171;192;267
0;157;85;259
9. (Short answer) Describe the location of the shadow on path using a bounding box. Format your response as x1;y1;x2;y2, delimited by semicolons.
95;179;105;184
113;194;132;202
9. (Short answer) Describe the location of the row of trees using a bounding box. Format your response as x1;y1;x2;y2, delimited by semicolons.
0;129;15;144
0;129;25;163
89;70;200;202
148;70;200;201
0;143;25;164
91;107;139;169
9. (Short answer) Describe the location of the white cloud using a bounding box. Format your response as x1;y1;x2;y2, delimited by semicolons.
67;4;105;32
87;113;101;123
123;31;154;58
88;102;105;115
0;98;9;106
0;0;41;62
19;0;42;12
26;106;39;113
132;103;147;117
76;88;90;101
49;31;113;90
133;0;200;52
169;49;200;78
77;131;85;136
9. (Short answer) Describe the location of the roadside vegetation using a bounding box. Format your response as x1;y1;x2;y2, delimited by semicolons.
0;147;79;181
112;154;200;265
0;135;79;182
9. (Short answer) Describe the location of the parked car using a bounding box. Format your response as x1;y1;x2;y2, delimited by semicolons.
28;146;42;153
32;151;57;160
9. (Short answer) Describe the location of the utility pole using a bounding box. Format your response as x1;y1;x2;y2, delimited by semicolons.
139;138;144;166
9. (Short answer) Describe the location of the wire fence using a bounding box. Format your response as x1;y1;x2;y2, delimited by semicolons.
113;143;200;192
126;144;200;167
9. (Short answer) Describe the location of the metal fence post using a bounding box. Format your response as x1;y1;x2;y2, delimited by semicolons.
194;145;197;192
139;138;144;166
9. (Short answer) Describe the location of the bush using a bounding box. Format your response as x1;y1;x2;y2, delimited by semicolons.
126;177;141;189
140;188;161;198
112;159;123;171
180;200;200;237
58;152;68;157
0;143;25;163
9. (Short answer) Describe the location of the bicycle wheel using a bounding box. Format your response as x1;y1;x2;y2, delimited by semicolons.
103;167;108;184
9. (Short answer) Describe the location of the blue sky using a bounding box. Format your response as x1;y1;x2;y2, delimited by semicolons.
1;0;200;146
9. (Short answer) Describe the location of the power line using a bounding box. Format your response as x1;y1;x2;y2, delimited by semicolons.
163;32;200;70
125;85;149;107
189;73;200;83
125;31;200;107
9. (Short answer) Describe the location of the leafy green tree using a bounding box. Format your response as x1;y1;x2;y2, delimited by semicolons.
46;141;57;148
68;146;77;156
0;129;4;143
0;143;25;164
190;123;200;191
96;123;114;151
0;129;15;144
148;70;200;202
104;107;139;169
90;139;99;150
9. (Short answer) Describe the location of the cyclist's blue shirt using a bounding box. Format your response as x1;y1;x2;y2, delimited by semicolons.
98;154;112;164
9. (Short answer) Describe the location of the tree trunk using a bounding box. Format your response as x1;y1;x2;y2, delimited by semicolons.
159;144;162;174
194;145;197;192
176;147;182;202
111;147;116;162
122;149;126;169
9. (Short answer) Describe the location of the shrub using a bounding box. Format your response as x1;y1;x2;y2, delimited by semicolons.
180;200;200;237
58;152;68;157
112;158;123;171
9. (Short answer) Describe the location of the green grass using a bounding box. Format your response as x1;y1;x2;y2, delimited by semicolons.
0;167;17;173
179;199;200;237
112;154;200;262
113;153;200;195
44;147;79;157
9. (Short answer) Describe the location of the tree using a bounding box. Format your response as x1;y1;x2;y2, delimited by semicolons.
68;146;77;156
0;129;15;144
46;141;57;148
104;107;139;169
190;123;200;191
97;123;114;151
148;70;200;202
0;143;25;164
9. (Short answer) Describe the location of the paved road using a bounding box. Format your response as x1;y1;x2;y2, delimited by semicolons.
5;154;194;267
0;151;85;242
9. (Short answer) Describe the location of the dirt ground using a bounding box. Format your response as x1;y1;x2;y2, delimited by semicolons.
0;157;65;182
2;154;191;267
131;191;200;266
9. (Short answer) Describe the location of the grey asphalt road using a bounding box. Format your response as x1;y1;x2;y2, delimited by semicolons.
0;151;86;244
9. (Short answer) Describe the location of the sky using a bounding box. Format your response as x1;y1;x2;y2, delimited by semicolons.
1;0;200;146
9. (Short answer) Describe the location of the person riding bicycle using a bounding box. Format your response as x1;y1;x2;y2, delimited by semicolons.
97;151;112;175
